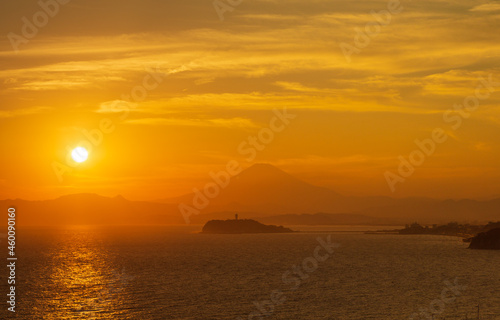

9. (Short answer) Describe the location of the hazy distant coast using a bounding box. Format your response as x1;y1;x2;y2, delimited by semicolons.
369;221;500;240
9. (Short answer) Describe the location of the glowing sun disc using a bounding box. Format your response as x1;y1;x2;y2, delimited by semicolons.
71;147;88;163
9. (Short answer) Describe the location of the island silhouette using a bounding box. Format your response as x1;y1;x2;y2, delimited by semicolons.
201;215;294;234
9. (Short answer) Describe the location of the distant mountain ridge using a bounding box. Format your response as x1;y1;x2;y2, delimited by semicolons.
157;163;500;223
2;163;500;226
0;193;183;226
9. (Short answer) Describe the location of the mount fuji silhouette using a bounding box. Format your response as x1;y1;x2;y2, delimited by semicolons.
166;163;343;215
159;163;500;224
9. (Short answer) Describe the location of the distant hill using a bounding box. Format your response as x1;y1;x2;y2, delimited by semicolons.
254;213;403;226
2;163;500;226
363;198;500;223
0;193;184;226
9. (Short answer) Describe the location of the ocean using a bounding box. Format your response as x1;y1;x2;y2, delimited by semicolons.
2;226;499;319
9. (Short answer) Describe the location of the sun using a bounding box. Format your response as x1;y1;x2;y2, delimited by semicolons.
71;147;89;163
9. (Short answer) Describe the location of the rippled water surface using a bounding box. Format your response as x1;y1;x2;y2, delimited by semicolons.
2;226;500;319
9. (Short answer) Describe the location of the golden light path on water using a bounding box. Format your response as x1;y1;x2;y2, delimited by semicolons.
31;227;126;319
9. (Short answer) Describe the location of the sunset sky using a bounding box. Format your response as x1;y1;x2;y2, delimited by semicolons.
1;0;500;201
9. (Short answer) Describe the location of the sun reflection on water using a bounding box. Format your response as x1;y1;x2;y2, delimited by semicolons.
32;227;128;319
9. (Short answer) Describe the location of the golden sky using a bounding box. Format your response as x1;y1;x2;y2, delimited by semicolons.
1;0;500;201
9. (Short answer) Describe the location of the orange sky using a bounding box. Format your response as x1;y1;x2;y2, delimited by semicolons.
1;0;500;201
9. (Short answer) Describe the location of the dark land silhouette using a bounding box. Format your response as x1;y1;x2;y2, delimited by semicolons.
201;218;294;234
469;228;500;250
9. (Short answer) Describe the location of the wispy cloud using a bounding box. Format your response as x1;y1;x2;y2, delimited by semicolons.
470;3;500;12
0;106;52;118
97;100;138;114
124;117;258;128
